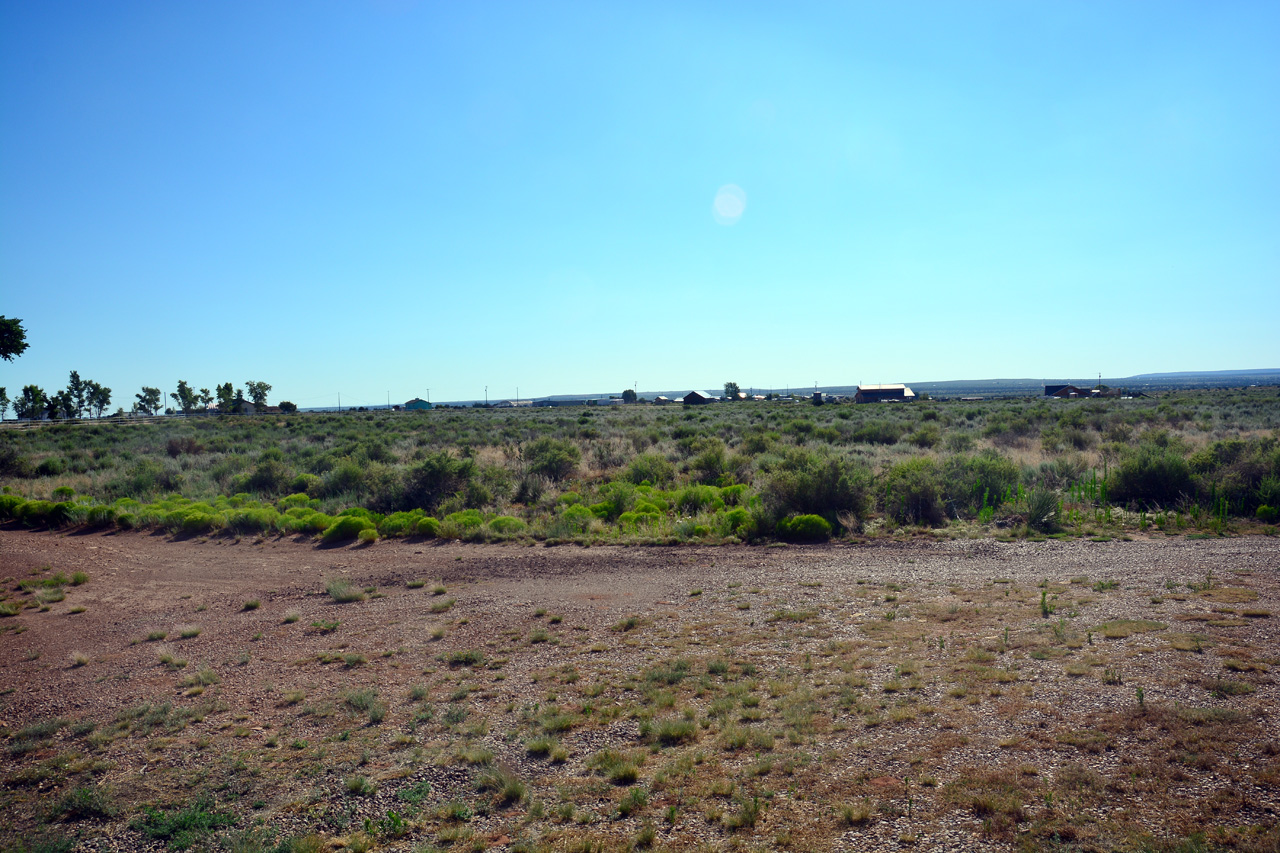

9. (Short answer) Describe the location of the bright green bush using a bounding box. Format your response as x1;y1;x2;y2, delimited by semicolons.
379;510;423;537
15;499;55;527
180;511;222;535
321;515;374;543
677;485;723;514
0;495;24;519
84;504;117;527
551;503;595;537
721;506;756;538
227;507;280;534
488;516;527;535
775;514;831;542
416;516;441;538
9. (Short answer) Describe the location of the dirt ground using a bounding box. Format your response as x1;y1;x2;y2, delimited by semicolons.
1;528;1278;852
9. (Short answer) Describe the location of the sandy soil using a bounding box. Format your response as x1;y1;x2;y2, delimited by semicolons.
2;528;1278;852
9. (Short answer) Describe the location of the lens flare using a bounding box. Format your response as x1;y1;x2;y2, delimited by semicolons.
713;184;746;225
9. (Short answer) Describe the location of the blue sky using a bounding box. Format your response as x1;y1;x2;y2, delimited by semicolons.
2;1;1277;408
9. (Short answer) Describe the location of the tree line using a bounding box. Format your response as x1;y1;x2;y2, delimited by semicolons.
0;375;284;421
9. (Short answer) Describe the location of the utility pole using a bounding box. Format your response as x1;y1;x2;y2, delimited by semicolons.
485;386;488;407
337;392;341;413
427;389;430;405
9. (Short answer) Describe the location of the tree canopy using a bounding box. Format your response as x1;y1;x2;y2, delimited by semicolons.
0;316;29;362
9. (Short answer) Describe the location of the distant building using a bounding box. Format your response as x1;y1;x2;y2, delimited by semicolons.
683;390;717;405
653;396;672;405
854;384;916;404
1044;385;1085;399
495;399;532;408
405;398;433;410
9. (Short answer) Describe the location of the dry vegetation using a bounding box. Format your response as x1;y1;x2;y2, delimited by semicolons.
0;528;1277;853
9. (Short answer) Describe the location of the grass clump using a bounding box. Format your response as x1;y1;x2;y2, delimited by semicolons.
131;794;237;850
476;766;526;806
325;578;365;603
1096;619;1166;639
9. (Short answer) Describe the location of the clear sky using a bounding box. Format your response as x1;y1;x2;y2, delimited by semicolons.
2;1;1277;408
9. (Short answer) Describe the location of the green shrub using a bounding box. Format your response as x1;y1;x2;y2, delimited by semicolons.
1108;444;1193;508
547;503;594;538
677;485;723;514
881;457;945;526
721;507;756;538
907;424;942;448
179;511;221;535
775;514;831;542
850;421;905;445
760;449;871;528
488;516;527;535
441;509;484;538
245;459;291;495
290;473;322;496
524;437;581;481
84;504;117;527
943;451;1020;516
15;500;75;528
625;453;674;486
131;795;237;850
379;510;423;537
321;515;374;543
0;494;25;519
416;516;441;538
227;507;280;534
321;460;366;499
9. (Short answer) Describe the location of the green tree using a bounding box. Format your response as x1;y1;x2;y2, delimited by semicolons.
15;385;46;419
135;386;162;416
0;387;8;421
67;371;87;418
215;383;236;411
87;382;112;418
245;380;272;407
724;381;741;400
46;390;74;420
0;316;28;362
621;388;638;404
279;401;298;414
199;388;213;410
171;380;200;415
